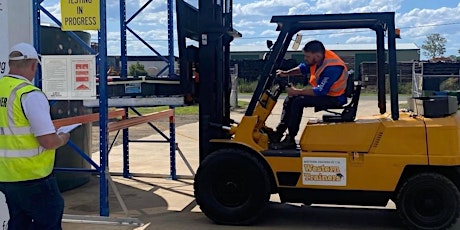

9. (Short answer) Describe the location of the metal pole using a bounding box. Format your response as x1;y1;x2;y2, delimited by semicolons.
33;0;42;88
123;108;130;178
120;0;127;78
169;106;177;180
376;27;385;114
167;0;174;76
98;0;109;217
387;16;399;120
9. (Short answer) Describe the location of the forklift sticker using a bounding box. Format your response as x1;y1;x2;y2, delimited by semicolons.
302;157;346;186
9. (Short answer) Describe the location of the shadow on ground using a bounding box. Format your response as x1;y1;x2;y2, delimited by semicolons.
62;175;406;230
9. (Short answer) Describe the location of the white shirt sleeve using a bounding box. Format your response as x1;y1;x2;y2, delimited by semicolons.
21;91;56;137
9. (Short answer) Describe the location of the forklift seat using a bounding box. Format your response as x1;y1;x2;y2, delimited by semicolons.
314;70;361;122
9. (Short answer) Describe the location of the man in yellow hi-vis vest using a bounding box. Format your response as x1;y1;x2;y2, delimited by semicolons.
0;43;70;229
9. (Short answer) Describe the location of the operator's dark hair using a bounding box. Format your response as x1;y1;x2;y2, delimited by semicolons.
302;40;325;54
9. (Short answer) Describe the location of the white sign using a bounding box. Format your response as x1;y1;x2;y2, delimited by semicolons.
0;0;9;76
302;157;347;186
0;192;8;229
42;55;97;100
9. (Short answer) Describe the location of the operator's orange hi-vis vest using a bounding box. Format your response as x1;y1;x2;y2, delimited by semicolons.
309;50;348;96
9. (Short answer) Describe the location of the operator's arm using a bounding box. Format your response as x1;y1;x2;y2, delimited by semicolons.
276;63;309;77
22;92;70;149
289;66;343;97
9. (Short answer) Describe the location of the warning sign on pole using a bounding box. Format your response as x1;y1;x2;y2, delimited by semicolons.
60;0;100;31
41;55;97;100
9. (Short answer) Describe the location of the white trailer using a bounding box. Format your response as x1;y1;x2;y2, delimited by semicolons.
0;0;34;75
0;0;34;226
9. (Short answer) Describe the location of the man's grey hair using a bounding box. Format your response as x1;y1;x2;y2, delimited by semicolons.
8;51;37;68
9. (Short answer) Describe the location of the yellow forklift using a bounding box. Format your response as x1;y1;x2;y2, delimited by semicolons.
175;4;460;229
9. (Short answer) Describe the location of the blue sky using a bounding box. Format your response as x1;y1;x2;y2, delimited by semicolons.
41;0;460;60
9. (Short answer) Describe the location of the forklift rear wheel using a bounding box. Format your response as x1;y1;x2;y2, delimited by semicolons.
194;148;270;225
396;173;460;230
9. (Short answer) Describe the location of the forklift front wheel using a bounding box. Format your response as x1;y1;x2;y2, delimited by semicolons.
194;148;270;225
396;173;460;230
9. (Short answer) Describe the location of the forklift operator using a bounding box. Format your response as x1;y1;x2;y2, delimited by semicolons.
270;40;348;149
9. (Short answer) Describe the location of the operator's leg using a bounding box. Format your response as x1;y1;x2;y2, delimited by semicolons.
275;96;293;134
287;95;341;139
272;96;340;149
269;96;294;143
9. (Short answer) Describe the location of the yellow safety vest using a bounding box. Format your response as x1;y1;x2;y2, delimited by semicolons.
0;76;55;182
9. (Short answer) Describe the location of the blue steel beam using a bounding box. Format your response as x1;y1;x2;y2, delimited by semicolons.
54;168;99;173
120;0;128;78
167;0;174;75
169;107;176;180
122;0;175;78
129;107;171;141
126;26;169;62
156;64;170;77
67;141;101;170
127;0;153;23
123;109;130;178
33;0;42;88
98;0;110;217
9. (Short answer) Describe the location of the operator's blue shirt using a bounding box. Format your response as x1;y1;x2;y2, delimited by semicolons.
298;63;347;105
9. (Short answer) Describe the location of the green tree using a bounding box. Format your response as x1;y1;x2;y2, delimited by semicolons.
128;62;148;76
421;33;447;59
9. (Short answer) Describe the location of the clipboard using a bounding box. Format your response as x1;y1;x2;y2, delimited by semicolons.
57;123;82;134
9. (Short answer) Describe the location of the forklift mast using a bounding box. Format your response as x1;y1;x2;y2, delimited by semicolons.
176;0;241;161
246;12;399;119
176;5;399;161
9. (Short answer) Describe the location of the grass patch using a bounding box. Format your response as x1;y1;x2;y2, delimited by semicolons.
128;100;250;116
235;100;249;108
399;103;409;108
128;105;198;116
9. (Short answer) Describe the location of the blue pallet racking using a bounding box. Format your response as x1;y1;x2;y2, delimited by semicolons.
32;0;185;224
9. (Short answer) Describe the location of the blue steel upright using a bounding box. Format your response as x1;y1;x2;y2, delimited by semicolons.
123;108;130;178
169;106;177;180
167;0;174;76
98;0;110;217
33;0;41;88
120;0;128;79
120;0;131;179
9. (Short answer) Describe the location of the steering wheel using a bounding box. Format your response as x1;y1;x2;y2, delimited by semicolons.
270;76;292;98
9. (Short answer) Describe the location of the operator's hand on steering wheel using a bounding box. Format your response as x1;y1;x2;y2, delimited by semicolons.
276;69;288;77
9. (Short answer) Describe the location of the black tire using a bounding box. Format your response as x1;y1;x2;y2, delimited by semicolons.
396;173;460;230
194;148;271;225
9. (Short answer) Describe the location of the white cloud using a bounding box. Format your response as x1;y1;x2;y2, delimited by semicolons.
346;36;375;43
234;0;303;16
395;3;460;58
397;3;460;37
314;0;402;13
261;30;279;36
288;3;311;15
239;30;256;36
234;19;270;28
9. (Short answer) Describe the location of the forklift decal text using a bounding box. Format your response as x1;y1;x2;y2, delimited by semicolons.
302;157;346;186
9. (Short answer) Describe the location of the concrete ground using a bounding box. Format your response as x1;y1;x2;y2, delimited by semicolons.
61;95;418;230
